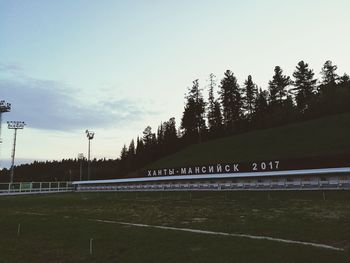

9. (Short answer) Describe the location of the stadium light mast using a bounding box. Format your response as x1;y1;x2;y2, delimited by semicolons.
85;130;94;180
0;100;11;166
7;121;25;183
78;153;84;181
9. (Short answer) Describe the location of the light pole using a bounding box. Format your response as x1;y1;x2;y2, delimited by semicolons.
7;121;25;183
85;130;94;180
0;101;11;167
78;153;84;181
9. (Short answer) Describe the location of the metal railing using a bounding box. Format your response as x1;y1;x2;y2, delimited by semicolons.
0;182;74;195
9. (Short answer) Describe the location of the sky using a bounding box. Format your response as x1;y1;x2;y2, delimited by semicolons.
0;0;349;168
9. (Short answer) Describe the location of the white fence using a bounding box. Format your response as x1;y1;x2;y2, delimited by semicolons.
2;167;350;195
76;178;350;192
0;182;74;195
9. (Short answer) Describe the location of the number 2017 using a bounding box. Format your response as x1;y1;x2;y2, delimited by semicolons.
252;161;279;171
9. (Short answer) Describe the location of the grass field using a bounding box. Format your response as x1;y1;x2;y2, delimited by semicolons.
1;191;350;262
148;113;350;169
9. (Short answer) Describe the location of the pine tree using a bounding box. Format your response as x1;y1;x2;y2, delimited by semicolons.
268;66;291;106
292;61;317;113
320;60;338;85
207;73;216;129
242;75;258;120
135;136;144;156
128;139;135;156
207;73;223;135
181;79;206;142
164;117;177;145
135;136;145;167
127;139;136;171
143;126;155;147
253;88;269;127
141;126;157;164
119;144;128;173
338;73;350;88
157;122;165;146
120;144;128;160
212;101;223;135
219;70;242;132
317;61;340;115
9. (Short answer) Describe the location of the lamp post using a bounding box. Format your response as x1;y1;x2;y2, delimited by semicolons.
78;153;84;181
7;121;25;183
85;130;94;180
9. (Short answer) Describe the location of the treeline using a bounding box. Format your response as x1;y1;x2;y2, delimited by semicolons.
0;159;121;183
1;60;349;182
118;60;350;175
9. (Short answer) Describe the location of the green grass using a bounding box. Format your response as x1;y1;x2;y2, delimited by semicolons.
148;113;350;169
1;191;350;262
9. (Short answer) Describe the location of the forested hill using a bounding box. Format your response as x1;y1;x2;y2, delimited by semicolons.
0;60;350;182
146;112;350;170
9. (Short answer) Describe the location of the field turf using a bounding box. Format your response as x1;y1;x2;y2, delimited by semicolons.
0;190;350;262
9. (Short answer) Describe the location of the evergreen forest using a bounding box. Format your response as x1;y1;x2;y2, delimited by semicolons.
1;60;350;182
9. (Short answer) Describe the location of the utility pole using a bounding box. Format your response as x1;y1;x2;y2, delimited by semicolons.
85;130;94;180
7;121;25;183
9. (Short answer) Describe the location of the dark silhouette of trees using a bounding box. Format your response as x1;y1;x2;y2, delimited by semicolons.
207;73;223;137
2;59;350;182
156;117;179;157
135;136;145;167
339;73;350;88
181;79;207;143
253;88;269;128
119;144;128;173
316;60;349;115
320;60;339;85
163;117;178;149
292;61;317;114
219;70;242;133
268;66;292;106
242;75;258;122
127;139;136;171
143;126;155;146
267;66;294;125
0;158;121;182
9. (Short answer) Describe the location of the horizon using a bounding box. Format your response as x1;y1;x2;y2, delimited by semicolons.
1;0;350;168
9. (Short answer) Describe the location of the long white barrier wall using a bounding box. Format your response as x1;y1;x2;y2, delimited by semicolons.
73;167;350;192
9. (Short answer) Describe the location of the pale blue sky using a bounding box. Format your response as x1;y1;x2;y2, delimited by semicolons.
0;0;349;168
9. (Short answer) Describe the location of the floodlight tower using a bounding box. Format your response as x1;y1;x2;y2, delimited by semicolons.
77;153;84;181
7;121;25;183
85;130;94;180
0;101;11;165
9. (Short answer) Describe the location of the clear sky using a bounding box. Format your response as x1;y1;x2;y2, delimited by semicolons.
0;0;349;168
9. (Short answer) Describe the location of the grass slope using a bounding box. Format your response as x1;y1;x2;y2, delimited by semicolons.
148;113;350;169
0;191;350;262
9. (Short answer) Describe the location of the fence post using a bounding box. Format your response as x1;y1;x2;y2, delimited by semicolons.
17;223;21;237
89;238;94;255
